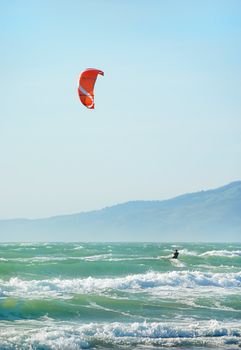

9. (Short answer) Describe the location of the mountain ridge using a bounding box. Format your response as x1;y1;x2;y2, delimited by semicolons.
0;181;241;242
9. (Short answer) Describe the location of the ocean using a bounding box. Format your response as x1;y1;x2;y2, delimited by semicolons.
0;242;240;349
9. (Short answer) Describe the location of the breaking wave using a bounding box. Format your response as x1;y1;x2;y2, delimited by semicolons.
1;270;240;299
0;319;240;349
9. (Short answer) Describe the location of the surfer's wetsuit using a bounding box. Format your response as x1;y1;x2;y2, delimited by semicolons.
172;250;179;259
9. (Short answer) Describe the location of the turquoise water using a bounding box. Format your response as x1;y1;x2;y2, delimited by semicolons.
0;242;240;349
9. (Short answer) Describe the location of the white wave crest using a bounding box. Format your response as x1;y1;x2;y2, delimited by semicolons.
200;250;241;257
83;253;112;261
0;319;240;349
0;270;241;299
1;254;113;264
73;245;84;250
0;258;8;262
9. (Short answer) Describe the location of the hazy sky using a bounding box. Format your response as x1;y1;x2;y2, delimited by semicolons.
0;0;241;219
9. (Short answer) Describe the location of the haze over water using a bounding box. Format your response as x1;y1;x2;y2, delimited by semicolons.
0;242;240;349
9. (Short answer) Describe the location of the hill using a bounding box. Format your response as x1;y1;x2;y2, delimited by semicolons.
0;181;241;241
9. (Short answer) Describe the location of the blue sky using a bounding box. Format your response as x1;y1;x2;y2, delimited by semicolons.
0;0;241;219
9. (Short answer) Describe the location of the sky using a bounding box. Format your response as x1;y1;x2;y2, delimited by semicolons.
0;0;241;219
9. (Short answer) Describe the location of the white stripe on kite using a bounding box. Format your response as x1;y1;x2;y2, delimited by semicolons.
79;85;94;108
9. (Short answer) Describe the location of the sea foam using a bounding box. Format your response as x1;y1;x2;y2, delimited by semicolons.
0;270;240;299
0;319;240;349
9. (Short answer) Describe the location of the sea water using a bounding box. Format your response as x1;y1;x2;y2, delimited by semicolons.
0;242;240;349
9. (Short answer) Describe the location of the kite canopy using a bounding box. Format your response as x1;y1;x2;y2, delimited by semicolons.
78;68;104;109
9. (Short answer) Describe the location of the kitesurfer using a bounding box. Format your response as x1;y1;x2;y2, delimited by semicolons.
172;249;179;259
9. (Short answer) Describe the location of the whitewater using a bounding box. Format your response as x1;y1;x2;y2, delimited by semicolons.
0;242;240;349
